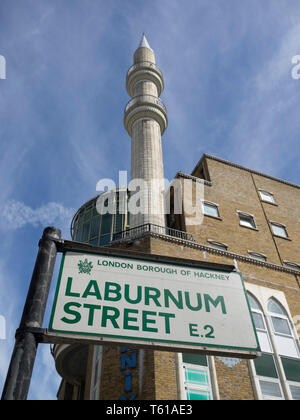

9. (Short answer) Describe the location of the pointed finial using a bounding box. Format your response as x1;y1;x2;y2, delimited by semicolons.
138;33;153;51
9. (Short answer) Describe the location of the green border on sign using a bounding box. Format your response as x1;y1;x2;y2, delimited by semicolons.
49;249;261;353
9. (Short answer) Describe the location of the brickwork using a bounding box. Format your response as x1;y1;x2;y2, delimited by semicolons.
214;358;254;400
153;351;178;400
99;346;141;400
190;159;281;264
131;118;165;227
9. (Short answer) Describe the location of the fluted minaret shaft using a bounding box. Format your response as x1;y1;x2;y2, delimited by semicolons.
124;35;167;229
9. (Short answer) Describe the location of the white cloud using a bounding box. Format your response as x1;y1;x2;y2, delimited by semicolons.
0;200;75;237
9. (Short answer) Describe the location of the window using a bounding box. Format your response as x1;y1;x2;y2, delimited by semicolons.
202;201;220;218
290;384;300;400
253;353;284;400
258;379;284;400
90;216;100;239
82;221;91;242
75;226;82;242
248;293;284;400
84;204;93;221
237;212;256;229
281;358;300;399
248;289;300;400
248;251;267;262
270;222;288;238
254;354;278;379
207;239;228;251
72;190;130;248
181;354;213;400
284;261;300;272
259;190;275;204
248;293;272;353
267;298;300;358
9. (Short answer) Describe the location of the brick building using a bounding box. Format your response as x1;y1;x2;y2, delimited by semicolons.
54;36;300;400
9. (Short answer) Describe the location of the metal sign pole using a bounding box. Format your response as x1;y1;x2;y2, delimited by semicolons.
1;227;61;400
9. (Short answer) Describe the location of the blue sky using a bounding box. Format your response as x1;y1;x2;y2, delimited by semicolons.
1;0;300;400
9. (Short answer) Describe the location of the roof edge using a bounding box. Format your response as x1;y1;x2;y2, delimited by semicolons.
191;154;300;190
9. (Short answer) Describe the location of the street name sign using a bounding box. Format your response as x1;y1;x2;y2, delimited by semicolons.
49;251;260;357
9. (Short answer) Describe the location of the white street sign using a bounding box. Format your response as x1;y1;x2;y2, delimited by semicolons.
49;251;260;356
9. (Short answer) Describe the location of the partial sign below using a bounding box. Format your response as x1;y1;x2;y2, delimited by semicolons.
49;251;260;357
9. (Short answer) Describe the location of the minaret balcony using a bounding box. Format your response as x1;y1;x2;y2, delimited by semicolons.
124;94;168;136
127;61;163;79
126;61;164;97
125;94;166;114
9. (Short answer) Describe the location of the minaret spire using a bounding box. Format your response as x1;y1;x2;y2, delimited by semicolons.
124;36;167;229
138;33;153;51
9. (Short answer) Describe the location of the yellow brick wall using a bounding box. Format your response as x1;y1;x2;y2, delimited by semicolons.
190;159;281;264
153;351;177;400
252;172;300;264
214;358;254;400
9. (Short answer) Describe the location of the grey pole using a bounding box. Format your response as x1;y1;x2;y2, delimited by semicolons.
1;226;61;400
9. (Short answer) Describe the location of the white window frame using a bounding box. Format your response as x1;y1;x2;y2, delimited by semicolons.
248;251;267;262
270;222;288;238
288;380;300;400
207;239;228;251
267;299;300;359
258;189;276;204
246;284;300;400
202;201;220;219
283;261;300;272
182;362;213;400
248;293;273;353
257;376;284;400
176;353;218;400
237;211;257;230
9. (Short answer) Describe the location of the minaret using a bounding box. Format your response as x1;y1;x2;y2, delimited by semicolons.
124;34;168;229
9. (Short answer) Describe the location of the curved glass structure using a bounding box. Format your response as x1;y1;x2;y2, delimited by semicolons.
70;189;129;247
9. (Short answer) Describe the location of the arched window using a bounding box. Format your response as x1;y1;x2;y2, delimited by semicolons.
248;293;272;353
247;292;283;400
267;298;300;359
247;291;300;400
